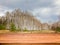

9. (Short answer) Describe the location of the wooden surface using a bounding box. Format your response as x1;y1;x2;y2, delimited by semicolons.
0;43;60;45
0;33;60;43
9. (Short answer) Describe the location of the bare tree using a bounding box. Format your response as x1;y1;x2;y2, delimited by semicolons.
5;11;11;29
0;9;42;30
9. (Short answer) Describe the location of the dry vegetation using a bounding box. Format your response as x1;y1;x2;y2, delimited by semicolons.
0;30;55;33
0;9;60;33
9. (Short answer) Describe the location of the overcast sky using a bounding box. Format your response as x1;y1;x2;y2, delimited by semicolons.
0;0;60;23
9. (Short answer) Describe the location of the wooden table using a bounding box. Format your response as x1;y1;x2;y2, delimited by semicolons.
0;33;60;43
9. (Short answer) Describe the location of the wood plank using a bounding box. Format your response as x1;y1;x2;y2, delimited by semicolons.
0;43;60;45
0;33;60;43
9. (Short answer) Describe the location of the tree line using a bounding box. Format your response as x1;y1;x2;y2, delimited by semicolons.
0;8;60;33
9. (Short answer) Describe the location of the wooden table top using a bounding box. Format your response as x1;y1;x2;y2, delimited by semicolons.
0;33;60;43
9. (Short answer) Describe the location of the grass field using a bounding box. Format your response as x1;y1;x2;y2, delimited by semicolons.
0;30;55;33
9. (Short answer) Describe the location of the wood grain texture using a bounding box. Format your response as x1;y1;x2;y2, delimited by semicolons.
0;33;60;43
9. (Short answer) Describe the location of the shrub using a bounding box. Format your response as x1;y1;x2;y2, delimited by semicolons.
10;23;16;32
0;24;6;30
55;27;60;33
23;28;28;32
